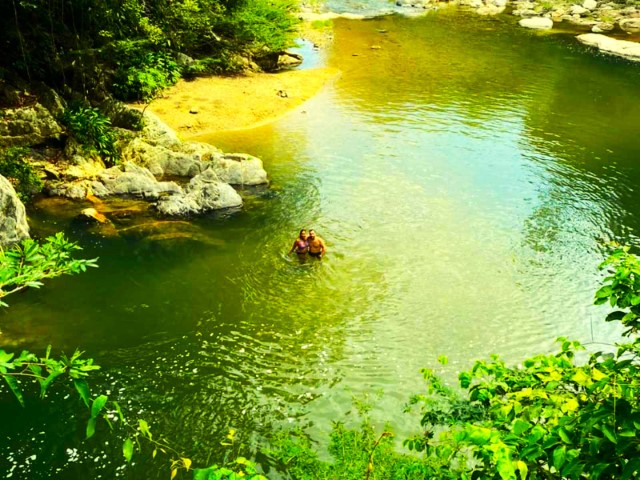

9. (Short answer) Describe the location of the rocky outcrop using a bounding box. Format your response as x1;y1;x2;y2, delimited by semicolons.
156;169;242;216
96;163;182;199
140;110;181;149
0;175;30;247
0;103;64;148
577;33;640;62
123;137;268;185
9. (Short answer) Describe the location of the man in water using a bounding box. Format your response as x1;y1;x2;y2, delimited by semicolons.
307;229;326;259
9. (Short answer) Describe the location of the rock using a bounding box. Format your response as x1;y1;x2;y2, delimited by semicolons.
516;9;541;17
477;4;505;14
577;33;640;61
176;53;196;67
0;103;64;148
46;180;90;199
78;208;109;224
211;153;269;186
156;169;242;216
519;17;554;29
592;22;614;32
0;175;30;247
396;0;430;6
97;162;182;200
620;18;640;33
141;111;181;149
123;138;206;177
570;5;589;15
189;106;199;114
179;142;224;161
583;0;597;9
277;52;303;69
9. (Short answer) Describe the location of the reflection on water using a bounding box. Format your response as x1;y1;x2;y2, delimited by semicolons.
3;10;640;479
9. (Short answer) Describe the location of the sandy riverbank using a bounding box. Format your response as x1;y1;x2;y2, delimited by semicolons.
142;67;340;139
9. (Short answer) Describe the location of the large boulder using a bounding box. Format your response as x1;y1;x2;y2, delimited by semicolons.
519;17;554;29
156;169;242;216
96;163;182;199
209;153;269;186
0;175;30;247
123;138;206;177
0;103;63;148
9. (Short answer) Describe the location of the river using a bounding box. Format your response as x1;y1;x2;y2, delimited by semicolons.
2;7;640;480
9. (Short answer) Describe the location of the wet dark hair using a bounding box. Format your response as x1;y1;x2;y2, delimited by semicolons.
299;229;306;236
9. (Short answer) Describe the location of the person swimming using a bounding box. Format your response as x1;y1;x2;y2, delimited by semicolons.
289;229;309;255
307;229;326;259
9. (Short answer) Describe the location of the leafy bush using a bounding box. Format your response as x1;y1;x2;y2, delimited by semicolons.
62;105;119;166
223;0;299;56
182;54;246;78
112;49;181;102
0;146;43;201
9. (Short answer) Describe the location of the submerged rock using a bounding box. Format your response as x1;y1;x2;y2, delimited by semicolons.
519;17;554;29
0;175;30;247
78;207;109;224
577;33;640;62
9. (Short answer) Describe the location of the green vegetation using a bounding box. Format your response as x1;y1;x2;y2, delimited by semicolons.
0;146;43;201
0;0;300;102
61;105;120;165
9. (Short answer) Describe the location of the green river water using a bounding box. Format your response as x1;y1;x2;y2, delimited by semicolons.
3;7;640;479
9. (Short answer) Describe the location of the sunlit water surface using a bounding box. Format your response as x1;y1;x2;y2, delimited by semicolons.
3;8;640;479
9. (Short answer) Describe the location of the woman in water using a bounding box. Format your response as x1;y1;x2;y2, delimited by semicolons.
289;229;309;255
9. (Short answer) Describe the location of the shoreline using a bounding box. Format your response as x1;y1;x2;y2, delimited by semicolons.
140;67;341;139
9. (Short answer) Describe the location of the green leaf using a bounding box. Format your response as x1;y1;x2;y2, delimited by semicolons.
553;445;566;470
112;401;124;422
138;419;152;439
86;417;97;439
40;368;65;398
91;395;108;419
123;438;134;462
3;375;25;407
621;457;640;480
516;460;528;480
601;424;617;444
558;427;572;444
513;419;531;436
74;379;91;408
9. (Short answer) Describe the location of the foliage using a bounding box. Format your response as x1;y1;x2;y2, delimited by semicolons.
0;232;98;307
112;48;181;102
0;146;43;201
0;0;300;101
0;346;99;407
268;400;447;479
62;105;119;165
222;0;299;57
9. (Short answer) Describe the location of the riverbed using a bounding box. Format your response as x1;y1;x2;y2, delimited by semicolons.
2;8;640;479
